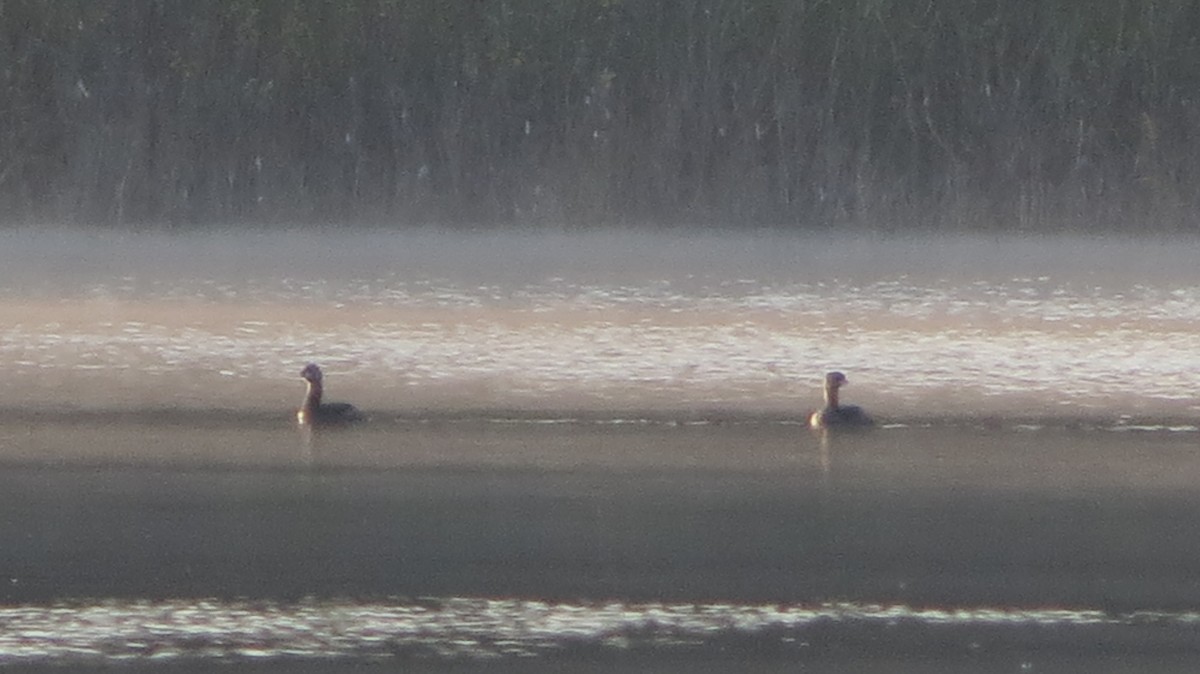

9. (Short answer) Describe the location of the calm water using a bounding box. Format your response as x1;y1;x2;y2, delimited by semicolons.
4;228;1200;671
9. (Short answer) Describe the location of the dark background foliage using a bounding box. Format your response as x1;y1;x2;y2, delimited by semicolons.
3;0;1199;230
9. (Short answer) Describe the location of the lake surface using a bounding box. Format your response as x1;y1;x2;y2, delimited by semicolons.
3;228;1200;671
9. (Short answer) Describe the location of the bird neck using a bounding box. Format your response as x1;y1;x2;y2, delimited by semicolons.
303;380;324;410
824;383;840;410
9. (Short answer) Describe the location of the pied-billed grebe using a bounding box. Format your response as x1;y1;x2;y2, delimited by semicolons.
298;363;362;426
809;371;873;429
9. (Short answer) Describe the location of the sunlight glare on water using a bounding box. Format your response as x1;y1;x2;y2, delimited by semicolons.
1;228;1199;422
1;597;1190;666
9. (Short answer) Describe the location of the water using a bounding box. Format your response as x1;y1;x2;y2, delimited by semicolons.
4;227;1200;671
5;227;1200;421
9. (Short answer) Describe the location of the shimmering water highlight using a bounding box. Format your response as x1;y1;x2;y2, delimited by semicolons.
3;598;1196;666
2;229;1200;422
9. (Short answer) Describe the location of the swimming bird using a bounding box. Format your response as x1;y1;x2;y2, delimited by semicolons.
297;363;362;426
809;371;873;429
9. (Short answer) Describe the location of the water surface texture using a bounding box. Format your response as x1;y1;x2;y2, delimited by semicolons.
3;228;1200;672
1;228;1199;421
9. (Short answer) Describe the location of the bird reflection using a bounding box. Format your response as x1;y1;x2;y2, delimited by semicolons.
816;429;832;479
297;420;315;465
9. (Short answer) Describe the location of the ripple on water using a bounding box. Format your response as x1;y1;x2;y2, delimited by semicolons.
1;598;1198;666
1;241;1200;420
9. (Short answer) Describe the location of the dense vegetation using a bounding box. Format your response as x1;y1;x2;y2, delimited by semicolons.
3;0;1200;231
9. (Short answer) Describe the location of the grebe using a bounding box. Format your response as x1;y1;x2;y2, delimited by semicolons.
809;371;873;429
298;363;362;426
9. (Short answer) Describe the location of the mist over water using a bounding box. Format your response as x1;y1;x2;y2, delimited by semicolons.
1;227;1198;423
7;227;1200;671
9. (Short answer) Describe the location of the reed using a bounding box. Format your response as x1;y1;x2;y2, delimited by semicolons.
1;0;1197;231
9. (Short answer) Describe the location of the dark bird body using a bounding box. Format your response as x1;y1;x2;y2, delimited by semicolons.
297;363;362;426
809;371;873;429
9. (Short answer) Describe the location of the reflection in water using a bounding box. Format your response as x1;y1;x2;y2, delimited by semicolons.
6;420;1200;669
297;421;314;464
816;429;832;481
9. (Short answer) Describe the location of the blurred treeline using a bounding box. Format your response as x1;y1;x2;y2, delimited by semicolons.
4;0;1200;230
